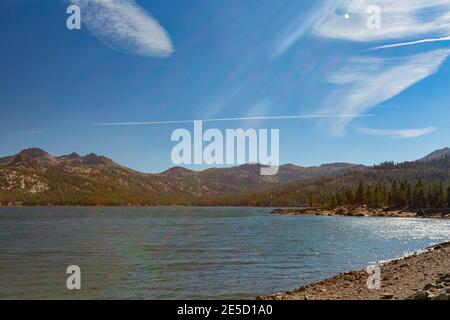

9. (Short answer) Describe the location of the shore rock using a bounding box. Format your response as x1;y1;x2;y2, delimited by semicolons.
407;273;450;300
272;206;450;219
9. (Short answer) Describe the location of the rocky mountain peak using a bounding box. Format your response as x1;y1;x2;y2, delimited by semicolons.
66;152;81;159
81;153;114;166
160;166;194;178
19;148;51;159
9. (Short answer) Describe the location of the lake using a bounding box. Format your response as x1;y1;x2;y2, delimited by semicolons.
1;207;449;299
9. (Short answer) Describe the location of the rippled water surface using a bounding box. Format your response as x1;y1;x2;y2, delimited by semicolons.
1;207;449;299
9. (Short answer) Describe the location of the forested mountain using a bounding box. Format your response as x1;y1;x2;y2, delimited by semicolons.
1;147;449;207
418;147;450;162
0;148;361;206
205;152;450;209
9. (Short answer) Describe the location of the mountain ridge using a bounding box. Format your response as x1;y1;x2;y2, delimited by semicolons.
0;147;365;205
0;147;447;206
0;147;363;176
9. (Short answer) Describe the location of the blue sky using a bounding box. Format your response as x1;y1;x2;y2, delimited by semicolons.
1;0;450;173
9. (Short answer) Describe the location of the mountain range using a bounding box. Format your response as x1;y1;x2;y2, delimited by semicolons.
0;147;449;206
0;148;363;205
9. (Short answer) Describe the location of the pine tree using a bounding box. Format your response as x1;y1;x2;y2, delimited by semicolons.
373;184;382;208
438;182;445;207
413;179;426;209
354;182;364;205
405;181;412;208
390;181;402;207
336;193;343;206
447;185;450;208
329;195;338;209
345;190;354;205
308;193;316;208
365;185;374;207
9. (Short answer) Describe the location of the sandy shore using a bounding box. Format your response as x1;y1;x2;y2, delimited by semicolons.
271;206;450;219
258;241;450;300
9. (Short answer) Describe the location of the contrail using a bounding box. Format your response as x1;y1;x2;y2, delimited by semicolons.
93;114;372;126
369;36;450;51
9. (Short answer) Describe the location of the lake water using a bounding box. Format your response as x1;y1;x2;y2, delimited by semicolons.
1;207;449;299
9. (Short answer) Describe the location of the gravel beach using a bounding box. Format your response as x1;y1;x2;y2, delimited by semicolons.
259;241;450;300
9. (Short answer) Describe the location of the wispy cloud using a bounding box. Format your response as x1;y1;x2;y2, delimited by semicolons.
272;1;450;136
70;0;174;58
356;126;437;139
276;0;450;54
314;0;450;43
320;49;450;136
273;0;334;57
244;99;272;117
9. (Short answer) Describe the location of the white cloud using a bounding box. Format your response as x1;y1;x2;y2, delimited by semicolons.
320;49;450;135
275;0;450;55
356;126;437;139
272;1;450;136
70;0;173;58
314;0;450;43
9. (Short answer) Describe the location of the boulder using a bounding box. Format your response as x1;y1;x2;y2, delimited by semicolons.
409;291;428;300
423;283;436;290
430;293;448;301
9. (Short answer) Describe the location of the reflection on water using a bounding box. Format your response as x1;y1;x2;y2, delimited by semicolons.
1;207;449;299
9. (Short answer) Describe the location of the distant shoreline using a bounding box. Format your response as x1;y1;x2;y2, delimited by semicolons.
0;204;276;209
258;241;450;300
1;204;450;220
271;205;450;219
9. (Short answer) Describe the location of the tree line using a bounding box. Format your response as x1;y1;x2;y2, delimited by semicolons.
314;180;450;209
200;157;450;209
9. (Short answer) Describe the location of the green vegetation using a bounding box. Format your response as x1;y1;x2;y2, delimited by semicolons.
201;157;450;209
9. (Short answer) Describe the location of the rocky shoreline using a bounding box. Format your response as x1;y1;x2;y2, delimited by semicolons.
271;206;450;219
258;241;450;300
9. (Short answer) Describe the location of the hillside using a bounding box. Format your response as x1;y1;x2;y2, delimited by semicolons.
0;148;361;206
206;151;450;209
419;147;450;162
